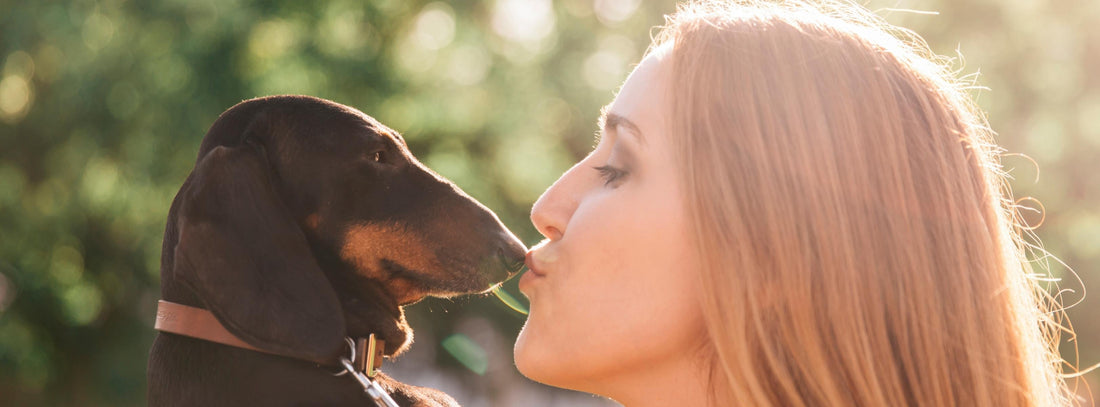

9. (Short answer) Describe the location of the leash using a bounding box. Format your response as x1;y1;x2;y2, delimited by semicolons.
155;300;399;407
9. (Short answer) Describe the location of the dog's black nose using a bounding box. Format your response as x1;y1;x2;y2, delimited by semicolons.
491;233;527;280
498;247;526;277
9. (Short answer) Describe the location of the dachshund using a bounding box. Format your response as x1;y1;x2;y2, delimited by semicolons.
147;95;526;406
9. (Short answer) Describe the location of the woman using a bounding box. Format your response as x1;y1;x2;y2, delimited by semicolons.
513;0;1074;406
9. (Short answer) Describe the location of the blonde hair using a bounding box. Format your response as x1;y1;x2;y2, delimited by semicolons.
656;1;1075;405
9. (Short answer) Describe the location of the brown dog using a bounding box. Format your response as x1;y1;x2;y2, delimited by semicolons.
147;95;526;406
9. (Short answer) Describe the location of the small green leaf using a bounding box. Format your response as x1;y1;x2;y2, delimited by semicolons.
492;285;528;316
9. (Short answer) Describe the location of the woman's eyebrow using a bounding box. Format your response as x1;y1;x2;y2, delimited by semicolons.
598;107;647;146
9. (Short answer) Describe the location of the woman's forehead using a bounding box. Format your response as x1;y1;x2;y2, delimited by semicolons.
606;46;671;142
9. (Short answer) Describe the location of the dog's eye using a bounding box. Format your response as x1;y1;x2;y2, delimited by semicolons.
372;151;385;163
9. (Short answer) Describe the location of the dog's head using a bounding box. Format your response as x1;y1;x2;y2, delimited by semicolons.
164;95;526;362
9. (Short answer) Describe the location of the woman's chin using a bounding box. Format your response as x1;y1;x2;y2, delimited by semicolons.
513;323;565;386
512;324;542;379
514;326;602;396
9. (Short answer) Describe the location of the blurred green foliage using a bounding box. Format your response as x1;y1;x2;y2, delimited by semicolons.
0;0;1097;405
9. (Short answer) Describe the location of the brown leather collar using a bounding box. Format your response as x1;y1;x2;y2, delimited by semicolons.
154;300;384;376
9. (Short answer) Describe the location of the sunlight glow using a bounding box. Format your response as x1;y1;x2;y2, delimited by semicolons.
492;0;555;43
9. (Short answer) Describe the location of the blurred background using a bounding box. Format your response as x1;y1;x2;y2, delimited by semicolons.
0;0;1097;405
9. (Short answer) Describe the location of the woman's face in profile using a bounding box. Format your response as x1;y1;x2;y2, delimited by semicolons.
515;47;707;392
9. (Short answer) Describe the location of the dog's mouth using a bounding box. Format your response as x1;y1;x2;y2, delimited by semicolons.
379;259;432;305
379;258;491;305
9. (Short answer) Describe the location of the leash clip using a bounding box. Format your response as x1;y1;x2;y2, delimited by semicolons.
331;334;384;378
331;335;397;407
340;357;400;407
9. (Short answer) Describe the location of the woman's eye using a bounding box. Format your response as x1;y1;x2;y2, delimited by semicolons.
594;165;628;186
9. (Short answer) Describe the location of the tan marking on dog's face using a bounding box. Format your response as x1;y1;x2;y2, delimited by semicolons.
340;223;442;302
304;213;321;230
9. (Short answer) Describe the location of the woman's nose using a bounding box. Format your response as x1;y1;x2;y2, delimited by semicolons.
530;164;584;241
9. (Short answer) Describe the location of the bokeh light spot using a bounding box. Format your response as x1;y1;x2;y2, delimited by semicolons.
62;283;103;326
413;3;456;51
4;50;36;79
492;0;555;44
147;54;194;95
581;35;636;91
396;34;439;76
495;134;573;203
447;44;492;86
82;11;116;51
248;19;302;60
317;4;372;57
441;334;488;375
594;0;642;25
81;157;121;209
0;74;33;123
583;50;627;90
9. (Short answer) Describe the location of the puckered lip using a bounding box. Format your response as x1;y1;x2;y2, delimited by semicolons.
524;250;546;277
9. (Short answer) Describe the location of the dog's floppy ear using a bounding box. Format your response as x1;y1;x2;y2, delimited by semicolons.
172;141;346;362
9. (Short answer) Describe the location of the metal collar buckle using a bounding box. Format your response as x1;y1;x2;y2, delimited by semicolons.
331;335;398;407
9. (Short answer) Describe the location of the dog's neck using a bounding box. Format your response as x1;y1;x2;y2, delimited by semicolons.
323;260;414;357
335;289;412;356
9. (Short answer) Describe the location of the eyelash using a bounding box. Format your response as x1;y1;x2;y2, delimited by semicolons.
593;165;628;186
